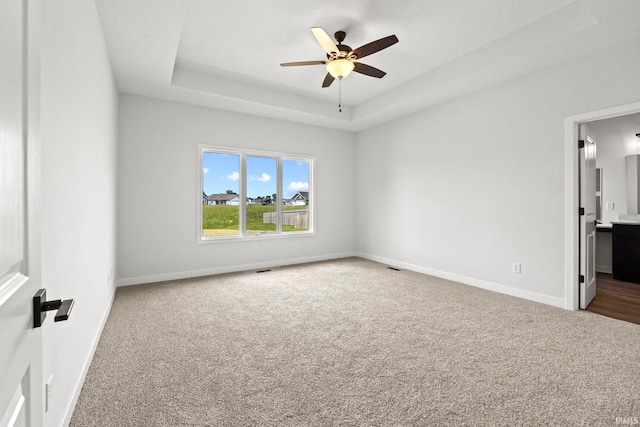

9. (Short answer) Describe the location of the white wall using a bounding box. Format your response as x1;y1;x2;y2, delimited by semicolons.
589;113;640;224
117;94;356;284
40;0;118;425
355;37;640;307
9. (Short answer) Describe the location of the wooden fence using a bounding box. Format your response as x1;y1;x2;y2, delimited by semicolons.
263;209;309;229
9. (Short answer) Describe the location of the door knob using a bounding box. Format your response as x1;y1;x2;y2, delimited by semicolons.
33;289;74;328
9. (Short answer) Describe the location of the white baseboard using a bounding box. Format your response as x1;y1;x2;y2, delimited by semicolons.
357;252;566;309
61;287;116;427
117;251;358;287
118;251;566;308
596;264;612;274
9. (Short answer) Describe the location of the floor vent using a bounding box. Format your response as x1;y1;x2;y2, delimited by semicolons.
387;266;401;271
255;269;272;273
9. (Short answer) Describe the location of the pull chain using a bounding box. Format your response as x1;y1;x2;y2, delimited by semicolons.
338;77;342;113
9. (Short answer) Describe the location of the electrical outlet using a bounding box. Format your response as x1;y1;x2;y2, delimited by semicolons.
46;375;53;412
512;262;521;274
253;245;258;253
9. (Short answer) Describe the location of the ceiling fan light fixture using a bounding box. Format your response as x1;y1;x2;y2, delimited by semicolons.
326;59;355;79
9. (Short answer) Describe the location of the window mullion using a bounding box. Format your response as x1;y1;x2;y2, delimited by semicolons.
240;154;247;236
277;157;283;234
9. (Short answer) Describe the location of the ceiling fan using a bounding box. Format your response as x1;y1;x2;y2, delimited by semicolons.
281;28;399;88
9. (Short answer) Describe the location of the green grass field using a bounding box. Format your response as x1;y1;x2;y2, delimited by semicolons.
202;204;308;234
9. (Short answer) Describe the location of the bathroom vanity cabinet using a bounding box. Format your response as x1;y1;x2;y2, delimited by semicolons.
612;222;640;284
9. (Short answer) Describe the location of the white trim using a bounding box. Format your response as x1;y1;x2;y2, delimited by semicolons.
564;117;579;310
62;287;116;427
564;100;640;311
117;251;357;287
357;252;566;309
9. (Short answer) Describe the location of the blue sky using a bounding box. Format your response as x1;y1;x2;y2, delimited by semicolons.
203;153;309;199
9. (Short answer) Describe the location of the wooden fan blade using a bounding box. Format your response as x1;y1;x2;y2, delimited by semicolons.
322;73;335;88
351;35;398;59
353;62;386;78
311;27;339;55
280;61;326;67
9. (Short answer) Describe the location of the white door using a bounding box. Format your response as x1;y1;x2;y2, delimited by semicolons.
0;0;44;426
579;126;597;309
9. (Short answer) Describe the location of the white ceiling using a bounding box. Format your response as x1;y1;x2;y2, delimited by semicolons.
94;0;640;132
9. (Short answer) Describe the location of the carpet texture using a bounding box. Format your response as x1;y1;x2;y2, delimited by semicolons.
71;257;640;426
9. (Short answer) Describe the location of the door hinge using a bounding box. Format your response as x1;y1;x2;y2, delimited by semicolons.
579;207;585;216
578;139;585;149
579;275;585;283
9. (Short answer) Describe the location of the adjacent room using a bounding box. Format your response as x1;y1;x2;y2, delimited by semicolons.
583;113;640;324
2;0;640;426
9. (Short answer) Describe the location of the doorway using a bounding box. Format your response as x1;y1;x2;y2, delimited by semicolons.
565;103;640;321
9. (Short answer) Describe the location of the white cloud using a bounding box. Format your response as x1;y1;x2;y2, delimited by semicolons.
259;173;271;182
203;167;209;174
250;173;271;183
226;171;239;181
287;181;308;193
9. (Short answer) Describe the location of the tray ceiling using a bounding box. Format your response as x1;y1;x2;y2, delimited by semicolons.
95;0;640;131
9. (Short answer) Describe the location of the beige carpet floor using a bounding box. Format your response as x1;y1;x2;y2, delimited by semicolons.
71;257;640;426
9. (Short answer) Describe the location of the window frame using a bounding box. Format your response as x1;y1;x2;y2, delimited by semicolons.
198;144;315;243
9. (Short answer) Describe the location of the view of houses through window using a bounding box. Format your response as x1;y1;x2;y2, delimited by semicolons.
201;147;312;239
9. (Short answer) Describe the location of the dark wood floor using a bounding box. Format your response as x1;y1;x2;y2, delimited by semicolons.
586;272;640;325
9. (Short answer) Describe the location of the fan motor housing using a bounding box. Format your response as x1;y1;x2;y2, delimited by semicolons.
326;44;353;60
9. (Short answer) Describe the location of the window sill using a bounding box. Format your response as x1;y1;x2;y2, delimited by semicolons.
197;230;316;244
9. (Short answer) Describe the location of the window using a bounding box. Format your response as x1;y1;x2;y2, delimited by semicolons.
282;159;310;233
246;156;277;234
201;152;240;236
199;145;313;241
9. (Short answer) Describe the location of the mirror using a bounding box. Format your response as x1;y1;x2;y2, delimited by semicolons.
627;155;640;215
